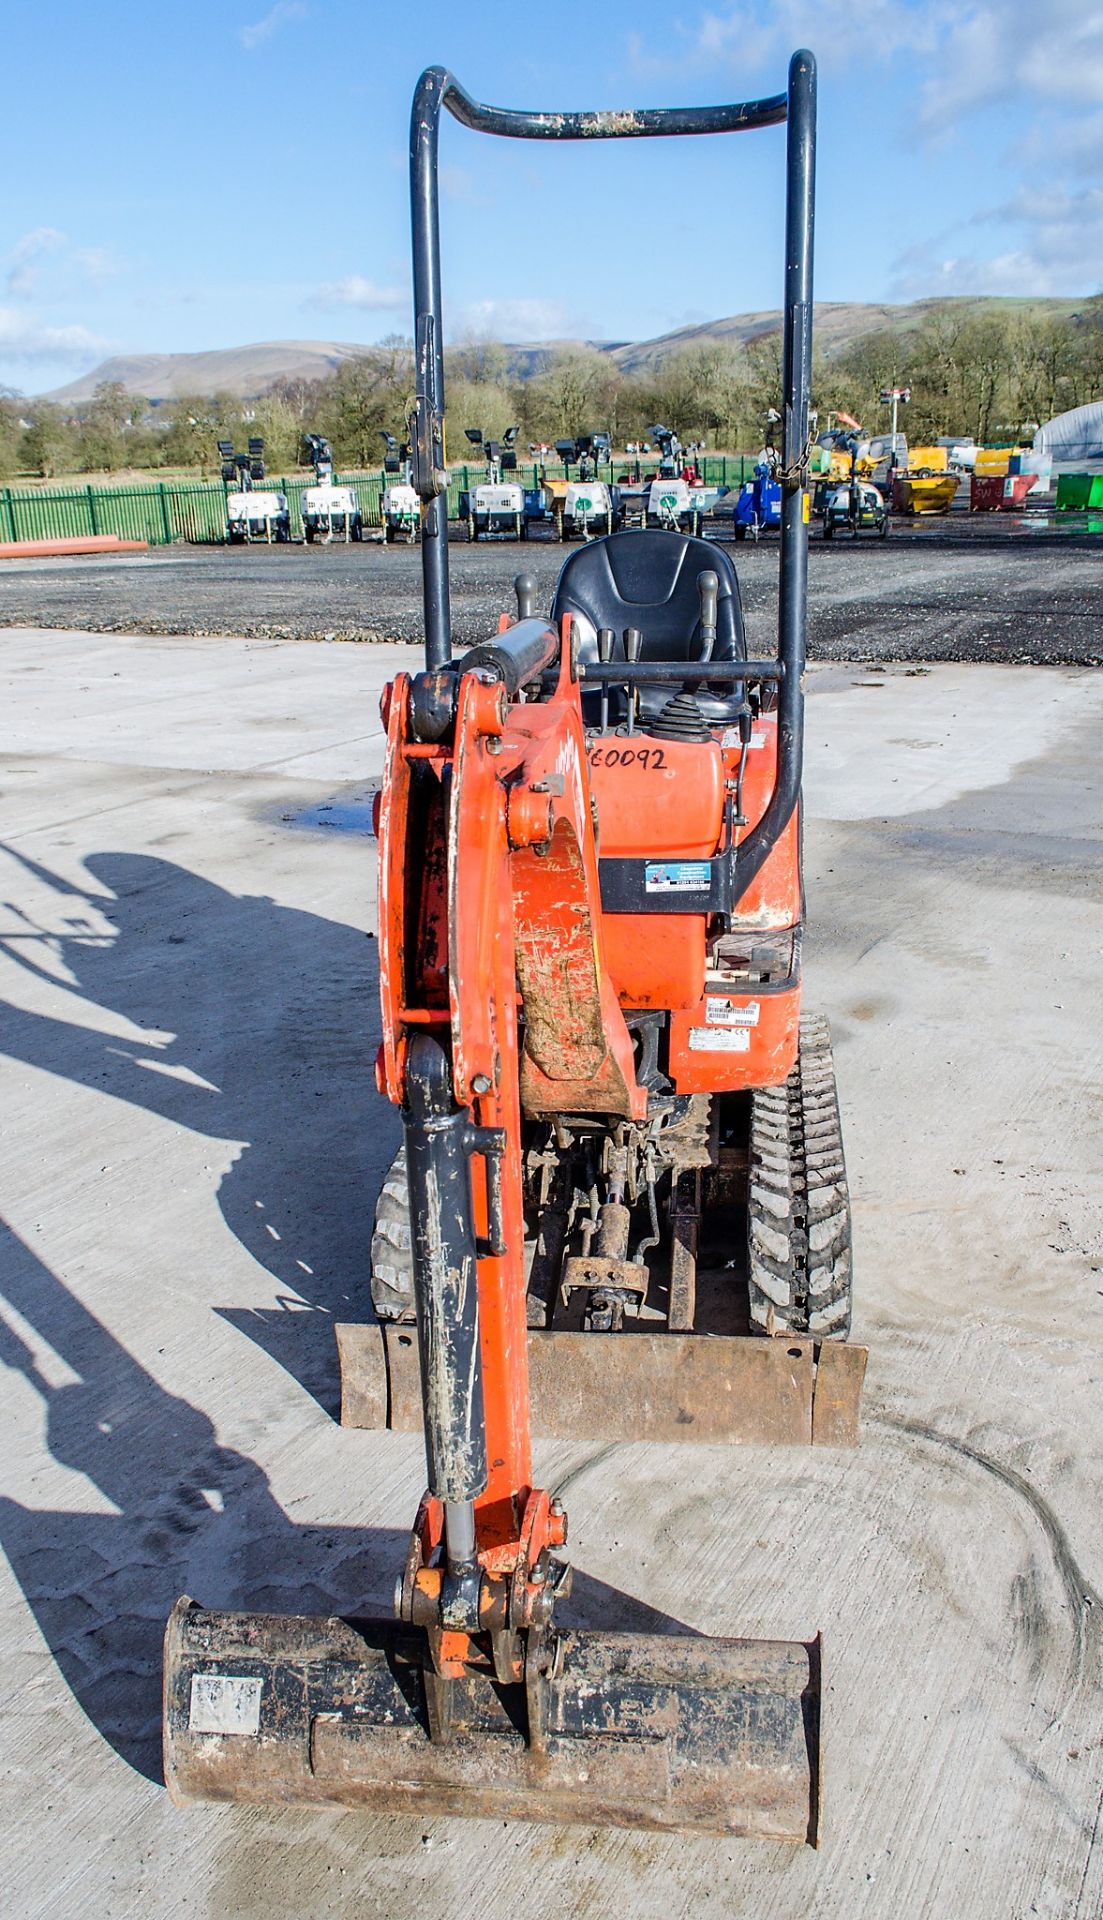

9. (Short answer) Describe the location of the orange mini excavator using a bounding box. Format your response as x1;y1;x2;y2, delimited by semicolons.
164;48;866;1843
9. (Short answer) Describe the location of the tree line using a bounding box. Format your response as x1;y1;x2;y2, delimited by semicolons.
2;301;1100;482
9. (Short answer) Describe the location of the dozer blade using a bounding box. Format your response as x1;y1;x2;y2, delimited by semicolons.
337;1322;867;1449
164;1599;821;1842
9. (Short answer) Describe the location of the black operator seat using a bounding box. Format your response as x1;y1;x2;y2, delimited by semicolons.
551;528;747;724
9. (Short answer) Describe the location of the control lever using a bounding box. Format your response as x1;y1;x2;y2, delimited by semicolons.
514;573;538;622
597;627;615;735
733;702;754;825
624;627;643;735
697;570;718;661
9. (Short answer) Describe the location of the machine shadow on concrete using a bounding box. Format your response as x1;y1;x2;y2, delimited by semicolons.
0;1222;692;1786
0;844;392;1416
0;856;690;1784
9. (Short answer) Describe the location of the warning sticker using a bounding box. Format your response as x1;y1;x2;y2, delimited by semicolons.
705;997;760;1027
189;1673;263;1736
689;1026;751;1052
645;861;711;893
721;729;767;750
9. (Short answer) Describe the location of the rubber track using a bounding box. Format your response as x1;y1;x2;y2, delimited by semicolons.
747;1012;853;1339
369;1144;416;1322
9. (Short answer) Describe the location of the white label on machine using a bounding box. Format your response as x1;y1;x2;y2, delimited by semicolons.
720;729;766;750
689;1026;751;1052
705;997;760;1027
645;861;710;892
188;1673;263;1736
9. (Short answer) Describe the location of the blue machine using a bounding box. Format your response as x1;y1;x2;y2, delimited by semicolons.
732;461;782;540
522;485;552;535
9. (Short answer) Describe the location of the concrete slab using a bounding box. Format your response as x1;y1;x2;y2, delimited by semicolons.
1;629;1101;1918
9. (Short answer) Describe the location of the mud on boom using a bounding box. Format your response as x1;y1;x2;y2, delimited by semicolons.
165;48;867;1844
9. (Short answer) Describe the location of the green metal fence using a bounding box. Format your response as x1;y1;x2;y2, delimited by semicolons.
0;472;390;546
0;454;753;548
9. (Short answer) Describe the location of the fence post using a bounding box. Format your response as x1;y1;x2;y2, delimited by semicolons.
86;485;99;535
157;482;172;545
1;487;14;542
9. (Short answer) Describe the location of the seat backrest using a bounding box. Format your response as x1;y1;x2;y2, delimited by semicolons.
551;528;746;665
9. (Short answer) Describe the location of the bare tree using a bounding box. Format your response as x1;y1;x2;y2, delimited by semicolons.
316;342;414;468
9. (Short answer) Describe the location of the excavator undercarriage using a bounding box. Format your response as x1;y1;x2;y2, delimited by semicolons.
343;1011;864;1447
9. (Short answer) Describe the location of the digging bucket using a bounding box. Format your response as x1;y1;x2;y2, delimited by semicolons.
164;1599;821;1842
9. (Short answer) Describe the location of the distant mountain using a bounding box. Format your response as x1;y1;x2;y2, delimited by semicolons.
42;339;380;405
41;298;1094;404
609;296;1093;373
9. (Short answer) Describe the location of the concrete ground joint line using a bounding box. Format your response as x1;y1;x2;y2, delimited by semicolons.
0;779;212;845
252;730;386;774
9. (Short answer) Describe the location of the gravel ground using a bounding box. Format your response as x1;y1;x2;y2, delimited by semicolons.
0;510;1099;664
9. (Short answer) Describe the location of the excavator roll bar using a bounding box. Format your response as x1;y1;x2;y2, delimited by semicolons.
408;53;815;898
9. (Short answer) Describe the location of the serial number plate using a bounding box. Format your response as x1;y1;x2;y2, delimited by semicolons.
188;1673;263;1736
689;1026;751;1052
705;997;760;1027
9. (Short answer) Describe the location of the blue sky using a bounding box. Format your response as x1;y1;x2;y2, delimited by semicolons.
2;0;1101;394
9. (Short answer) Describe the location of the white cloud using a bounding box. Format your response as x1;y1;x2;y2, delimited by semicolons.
240;1;306;51
456;297;569;340
638;0;1103;120
310;275;408;310
74;246;116;286
6;229;119;301
7;227;67;298
637;1;1103;303
0;306;108;366
631;0;947;78
890;185;1103;299
980;185;1103;290
922;2;1103;119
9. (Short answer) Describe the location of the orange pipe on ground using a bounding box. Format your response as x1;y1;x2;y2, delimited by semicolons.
0;535;148;559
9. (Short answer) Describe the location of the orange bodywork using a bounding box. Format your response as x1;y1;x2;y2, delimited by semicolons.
375;622;802;1612
589;712;801;1090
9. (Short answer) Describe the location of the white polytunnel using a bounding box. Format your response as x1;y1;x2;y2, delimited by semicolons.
1033;399;1103;461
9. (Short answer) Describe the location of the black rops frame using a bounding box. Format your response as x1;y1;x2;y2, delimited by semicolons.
407;52;816;901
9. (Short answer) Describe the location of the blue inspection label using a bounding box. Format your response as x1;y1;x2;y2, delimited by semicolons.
645;861;711;893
